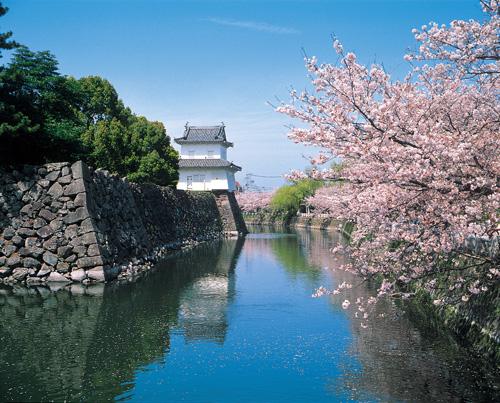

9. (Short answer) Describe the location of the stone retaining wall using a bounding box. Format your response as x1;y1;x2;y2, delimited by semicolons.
213;190;247;236
0;161;243;285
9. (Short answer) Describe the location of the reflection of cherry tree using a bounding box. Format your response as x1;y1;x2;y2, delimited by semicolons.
294;230;499;401
277;1;499;311
235;191;274;212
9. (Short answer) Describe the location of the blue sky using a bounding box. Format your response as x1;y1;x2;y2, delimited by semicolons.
3;0;484;189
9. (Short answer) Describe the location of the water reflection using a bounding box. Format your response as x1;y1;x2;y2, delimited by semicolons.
290;228;500;402
244;231;324;285
0;238;244;402
177;240;239;343
0;229;498;402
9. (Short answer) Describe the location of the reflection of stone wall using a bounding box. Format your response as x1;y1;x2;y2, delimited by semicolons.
0;284;105;401
0;161;248;285
0;237;244;401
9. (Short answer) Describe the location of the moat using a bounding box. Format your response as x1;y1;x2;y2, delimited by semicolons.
0;228;498;402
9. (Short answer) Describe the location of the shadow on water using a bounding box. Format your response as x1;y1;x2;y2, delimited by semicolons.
0;238;244;402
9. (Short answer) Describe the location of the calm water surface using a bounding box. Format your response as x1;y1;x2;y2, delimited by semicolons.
0;228;498;402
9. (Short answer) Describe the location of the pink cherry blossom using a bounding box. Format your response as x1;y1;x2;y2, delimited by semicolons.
277;0;499;309
236;191;274;212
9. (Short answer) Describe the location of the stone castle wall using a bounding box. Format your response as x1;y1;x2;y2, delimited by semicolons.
213;190;247;236
0;161;244;285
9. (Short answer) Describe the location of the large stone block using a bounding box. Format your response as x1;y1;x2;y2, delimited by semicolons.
74;193;87;207
71;232;97;247
17;228;36;237
42;251;58;266
65;254;77;263
77;256;104;268
70;269;87;282
2;228;15;240
2;244;17;257
57;245;73;258
79;218;94;234
63;179;85;196
45;170;60;182
33;217;47;229
56;262;69;273
46;271;70;283
19;246;44;259
58;175;72;185
24;237;38;248
12;268;28;281
64;207;89;224
73;245;87;257
71;161;89;180
38;179;50;188
47;182;63;199
11;235;23;246
23;257;41;268
87;244;100;257
20;204;33;216
42;237;59;252
36;225;54;239
37;264;51;277
49;218;63;231
39;209;56;222
87;266;105;282
6;254;21;268
64;224;79;239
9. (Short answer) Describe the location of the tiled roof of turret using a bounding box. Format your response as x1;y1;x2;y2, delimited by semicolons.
174;125;233;146
179;158;241;171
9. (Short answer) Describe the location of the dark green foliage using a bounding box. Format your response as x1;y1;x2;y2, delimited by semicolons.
125;118;179;186
77;77;178;186
0;46;85;164
0;5;178;186
0;2;18;57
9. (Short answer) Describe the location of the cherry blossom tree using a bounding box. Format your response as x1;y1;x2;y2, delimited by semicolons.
236;191;274;212
306;184;344;215
277;0;499;314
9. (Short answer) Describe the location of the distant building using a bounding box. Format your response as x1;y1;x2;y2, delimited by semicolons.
175;124;241;191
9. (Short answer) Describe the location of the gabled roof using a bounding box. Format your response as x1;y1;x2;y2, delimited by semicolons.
174;124;233;147
179;158;241;171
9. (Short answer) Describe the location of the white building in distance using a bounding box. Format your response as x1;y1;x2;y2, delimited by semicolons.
175;124;241;192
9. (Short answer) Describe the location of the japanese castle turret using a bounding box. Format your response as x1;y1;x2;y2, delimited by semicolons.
175;124;242;191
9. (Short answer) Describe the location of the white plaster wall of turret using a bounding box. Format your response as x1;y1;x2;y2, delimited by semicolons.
180;144;229;160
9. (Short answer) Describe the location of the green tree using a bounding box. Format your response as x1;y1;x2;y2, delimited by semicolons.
76;77;179;186
270;179;322;217
0;2;18;57
0;46;84;164
0;3;178;186
125;117;178;186
75;76;131;128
